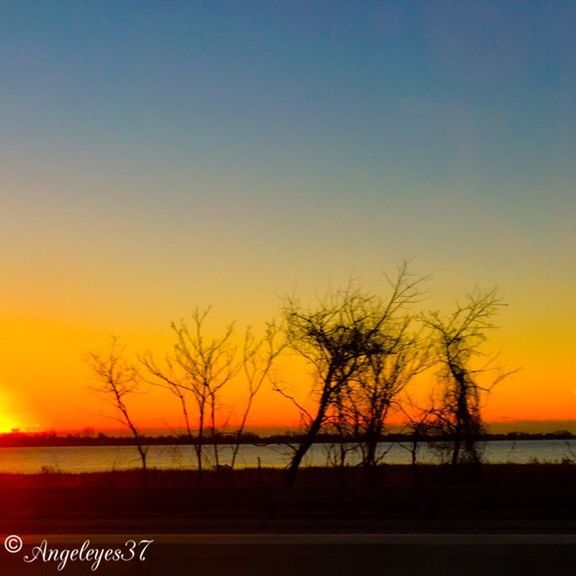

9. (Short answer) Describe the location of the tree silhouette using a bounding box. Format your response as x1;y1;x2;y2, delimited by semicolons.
230;322;283;469
350;316;429;469
143;307;239;472
283;264;423;482
88;340;148;473
424;288;506;466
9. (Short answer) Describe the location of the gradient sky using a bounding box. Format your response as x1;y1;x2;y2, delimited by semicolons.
1;1;575;433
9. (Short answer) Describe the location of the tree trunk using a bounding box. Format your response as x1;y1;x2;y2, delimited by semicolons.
286;398;328;484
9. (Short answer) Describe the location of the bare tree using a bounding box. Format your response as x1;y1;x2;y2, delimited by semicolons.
404;402;456;475
282;264;424;483
350;317;429;469
424;288;506;466
88;340;148;473
140;351;194;438
142;308;239;472
229;322;283;469
325;384;356;469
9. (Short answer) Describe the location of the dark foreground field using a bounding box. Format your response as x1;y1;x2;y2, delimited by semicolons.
1;465;575;575
0;464;575;534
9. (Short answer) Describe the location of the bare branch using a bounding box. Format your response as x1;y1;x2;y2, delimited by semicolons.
86;338;148;473
282;265;427;481
422;288;509;467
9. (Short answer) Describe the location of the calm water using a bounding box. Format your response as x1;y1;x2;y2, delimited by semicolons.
0;440;575;474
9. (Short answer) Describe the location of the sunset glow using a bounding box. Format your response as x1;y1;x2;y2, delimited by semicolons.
1;2;575;435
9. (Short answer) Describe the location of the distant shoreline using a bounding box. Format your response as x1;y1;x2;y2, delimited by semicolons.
0;431;574;448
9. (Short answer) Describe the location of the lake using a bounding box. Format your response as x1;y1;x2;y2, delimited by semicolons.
0;439;575;473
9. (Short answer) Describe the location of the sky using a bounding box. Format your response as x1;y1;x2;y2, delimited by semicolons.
1;1;575;433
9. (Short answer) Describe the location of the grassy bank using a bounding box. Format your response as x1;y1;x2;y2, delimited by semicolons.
1;462;576;487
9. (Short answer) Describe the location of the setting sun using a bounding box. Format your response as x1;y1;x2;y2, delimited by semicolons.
0;409;20;434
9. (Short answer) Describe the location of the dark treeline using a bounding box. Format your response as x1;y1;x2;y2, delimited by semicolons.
0;430;574;448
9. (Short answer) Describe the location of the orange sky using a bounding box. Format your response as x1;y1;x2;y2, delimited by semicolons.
0;296;574;435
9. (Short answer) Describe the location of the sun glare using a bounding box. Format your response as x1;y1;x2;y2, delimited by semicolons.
0;419;17;434
0;392;21;433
